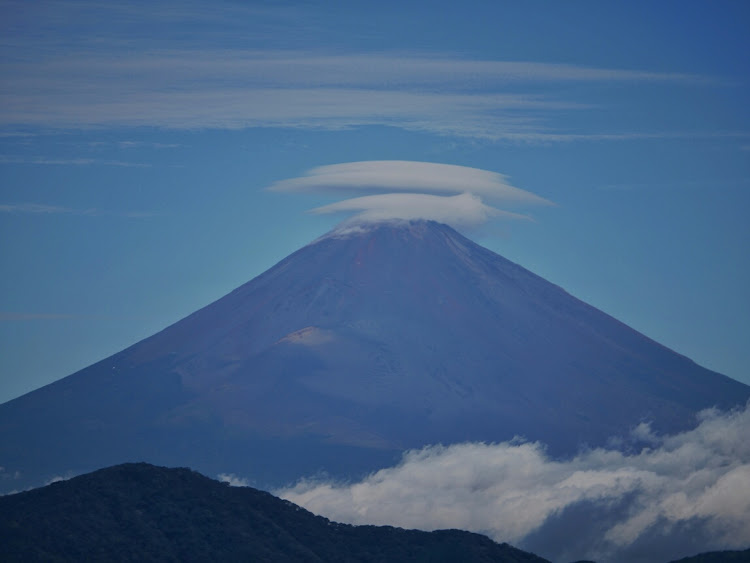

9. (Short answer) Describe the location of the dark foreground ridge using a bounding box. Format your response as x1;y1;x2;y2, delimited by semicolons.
0;462;548;563
2;463;747;563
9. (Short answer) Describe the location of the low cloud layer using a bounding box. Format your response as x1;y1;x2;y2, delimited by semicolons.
270;161;550;228
277;402;750;563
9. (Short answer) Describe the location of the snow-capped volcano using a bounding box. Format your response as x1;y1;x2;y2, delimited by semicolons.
1;220;747;492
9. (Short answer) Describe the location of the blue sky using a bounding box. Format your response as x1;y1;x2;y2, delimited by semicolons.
1;0;748;403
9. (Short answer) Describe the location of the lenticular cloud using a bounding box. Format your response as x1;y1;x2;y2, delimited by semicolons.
268;160;551;204
268;160;552;228
277;402;750;563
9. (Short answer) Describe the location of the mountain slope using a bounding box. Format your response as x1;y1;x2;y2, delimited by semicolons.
1;220;747;491
0;462;550;563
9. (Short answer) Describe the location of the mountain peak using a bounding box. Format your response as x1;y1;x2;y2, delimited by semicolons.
312;217;456;243
1;218;747;493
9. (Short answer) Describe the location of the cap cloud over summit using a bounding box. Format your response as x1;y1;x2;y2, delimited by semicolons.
269;160;553;228
310;192;528;228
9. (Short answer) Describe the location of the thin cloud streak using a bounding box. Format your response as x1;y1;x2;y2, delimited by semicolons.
86;141;182;150
2;52;705;88
0;203;156;218
0;203;99;215
0;155;149;167
0;86;578;136
278;403;750;563
0;313;80;321
0;312;157;321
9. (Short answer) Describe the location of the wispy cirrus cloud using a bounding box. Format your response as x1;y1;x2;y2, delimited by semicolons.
278;402;750;563
86;140;182;150
0;203;99;215
0;79;582;138
0;55;730;140
3;51;704;90
1;1;742;142
0;25;720;141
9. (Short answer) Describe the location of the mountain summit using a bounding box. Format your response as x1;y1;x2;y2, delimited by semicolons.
1;220;747;492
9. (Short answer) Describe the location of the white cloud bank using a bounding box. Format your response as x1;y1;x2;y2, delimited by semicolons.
270;161;551;228
277;402;750;563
